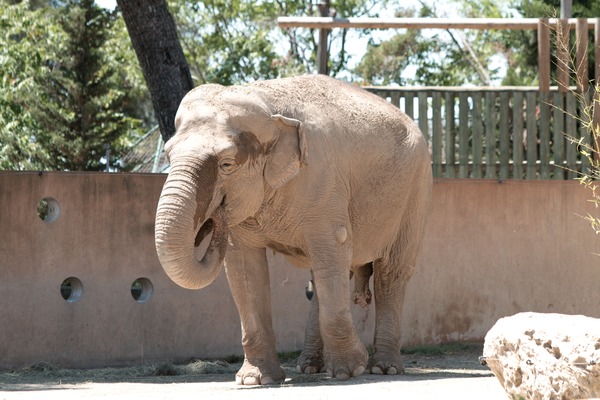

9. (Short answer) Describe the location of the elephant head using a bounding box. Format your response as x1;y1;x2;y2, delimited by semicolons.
155;85;307;289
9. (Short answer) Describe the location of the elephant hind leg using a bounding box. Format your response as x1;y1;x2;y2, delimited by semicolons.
369;256;410;376
297;273;326;374
370;184;430;375
351;262;373;308
299;263;373;375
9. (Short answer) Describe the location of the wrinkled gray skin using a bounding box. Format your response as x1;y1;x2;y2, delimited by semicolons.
155;75;432;385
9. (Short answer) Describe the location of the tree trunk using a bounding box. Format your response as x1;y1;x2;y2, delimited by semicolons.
117;0;193;142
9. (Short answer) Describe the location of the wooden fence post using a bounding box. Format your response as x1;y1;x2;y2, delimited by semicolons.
317;0;330;75
557;19;571;93
512;92;524;179
538;18;550;93
576;18;589;93
445;93;456;178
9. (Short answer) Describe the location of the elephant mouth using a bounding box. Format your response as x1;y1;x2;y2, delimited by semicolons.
194;193;227;249
194;217;215;248
193;204;229;262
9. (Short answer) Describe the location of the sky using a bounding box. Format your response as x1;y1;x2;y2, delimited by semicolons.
95;0;116;8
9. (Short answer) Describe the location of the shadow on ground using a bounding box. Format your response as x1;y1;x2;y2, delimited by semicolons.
0;343;493;391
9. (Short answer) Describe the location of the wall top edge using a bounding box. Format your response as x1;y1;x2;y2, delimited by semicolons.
433;178;582;186
0;171;167;177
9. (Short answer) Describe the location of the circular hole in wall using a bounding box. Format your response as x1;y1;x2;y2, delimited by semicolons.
60;277;83;302
37;197;60;223
305;280;314;301
131;278;153;303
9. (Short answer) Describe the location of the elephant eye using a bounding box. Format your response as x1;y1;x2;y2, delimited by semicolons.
219;160;237;174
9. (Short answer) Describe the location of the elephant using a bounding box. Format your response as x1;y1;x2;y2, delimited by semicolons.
154;75;432;385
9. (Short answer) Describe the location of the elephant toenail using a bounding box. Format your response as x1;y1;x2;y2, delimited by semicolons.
386;366;398;375
353;365;365;377
304;366;317;374
243;376;260;385
335;372;350;380
371;365;384;375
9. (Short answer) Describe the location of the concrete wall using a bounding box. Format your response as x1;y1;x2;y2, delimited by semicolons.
1;172;599;369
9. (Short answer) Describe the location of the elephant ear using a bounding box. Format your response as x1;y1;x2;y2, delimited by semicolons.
264;114;308;190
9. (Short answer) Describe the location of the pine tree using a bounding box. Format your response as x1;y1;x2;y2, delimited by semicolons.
1;0;144;170
33;0;140;170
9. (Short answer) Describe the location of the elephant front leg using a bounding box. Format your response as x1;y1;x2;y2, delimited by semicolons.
224;244;285;385
314;268;368;379
309;234;368;380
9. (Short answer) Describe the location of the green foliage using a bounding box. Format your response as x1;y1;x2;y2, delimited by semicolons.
0;0;148;171
354;0;508;86
0;2;58;169
354;30;421;86
107;15;154;130
8;0;588;171
169;0;390;85
503;0;600;86
354;0;599;87
39;0;142;170
169;0;279;85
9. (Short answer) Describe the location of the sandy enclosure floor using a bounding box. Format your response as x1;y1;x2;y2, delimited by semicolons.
0;345;507;400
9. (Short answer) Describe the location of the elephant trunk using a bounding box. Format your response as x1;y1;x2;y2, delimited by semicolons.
155;154;228;290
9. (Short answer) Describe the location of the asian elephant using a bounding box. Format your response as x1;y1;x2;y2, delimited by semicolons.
154;75;432;385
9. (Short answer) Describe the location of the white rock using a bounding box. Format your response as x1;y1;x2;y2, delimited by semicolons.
482;312;600;400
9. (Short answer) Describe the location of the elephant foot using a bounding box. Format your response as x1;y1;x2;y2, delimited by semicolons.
235;360;286;385
325;342;369;380
296;351;326;374
368;353;405;375
351;287;372;308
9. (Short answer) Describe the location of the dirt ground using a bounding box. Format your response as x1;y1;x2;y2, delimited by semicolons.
0;344;507;400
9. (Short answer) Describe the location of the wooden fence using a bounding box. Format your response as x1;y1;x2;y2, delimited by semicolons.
279;17;600;180
367;86;595;180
